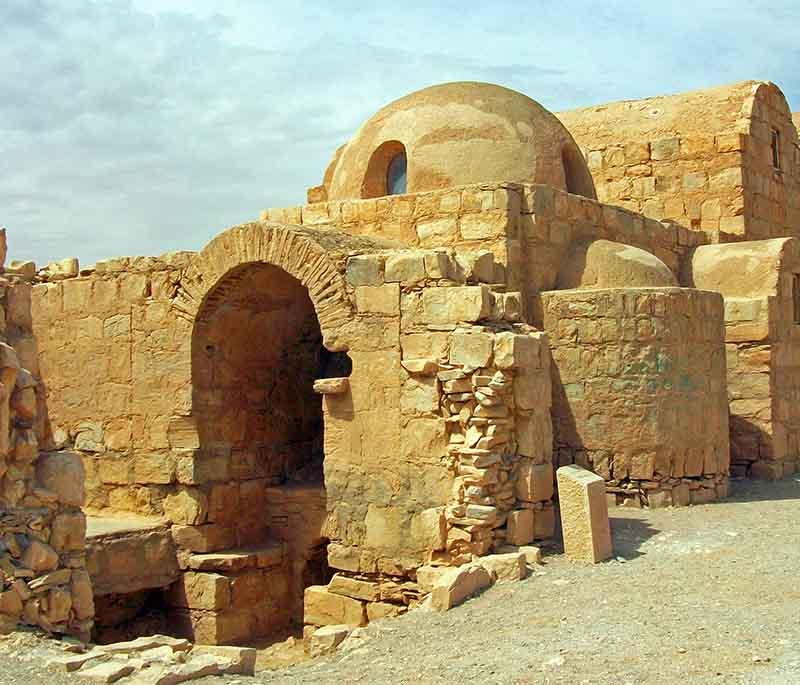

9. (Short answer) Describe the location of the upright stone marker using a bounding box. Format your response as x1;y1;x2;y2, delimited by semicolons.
557;465;613;563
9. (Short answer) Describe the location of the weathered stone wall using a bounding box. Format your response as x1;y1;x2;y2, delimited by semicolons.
692;239;800;479
31;252;194;515
541;287;730;507
0;237;93;639
262;181;710;310
559;81;800;241
30;221;556;641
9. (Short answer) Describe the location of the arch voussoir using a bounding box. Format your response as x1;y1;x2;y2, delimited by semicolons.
175;221;355;349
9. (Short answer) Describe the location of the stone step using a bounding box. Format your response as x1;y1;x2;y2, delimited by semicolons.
186;541;285;573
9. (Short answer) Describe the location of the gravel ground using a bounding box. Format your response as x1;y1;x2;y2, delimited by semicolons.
1;477;799;684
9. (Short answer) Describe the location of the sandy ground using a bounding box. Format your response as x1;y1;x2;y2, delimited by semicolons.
1;476;799;684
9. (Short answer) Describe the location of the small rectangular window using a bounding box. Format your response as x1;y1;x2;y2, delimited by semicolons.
771;128;782;170
793;274;800;324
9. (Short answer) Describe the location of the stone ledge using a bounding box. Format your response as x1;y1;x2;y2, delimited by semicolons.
185;542;285;573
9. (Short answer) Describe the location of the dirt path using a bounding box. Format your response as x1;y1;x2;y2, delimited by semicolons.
1;477;799;684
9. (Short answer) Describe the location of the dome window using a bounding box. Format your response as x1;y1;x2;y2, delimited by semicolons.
361;140;407;198
387;152;407;195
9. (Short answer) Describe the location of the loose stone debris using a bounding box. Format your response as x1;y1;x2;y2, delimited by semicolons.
46;634;256;683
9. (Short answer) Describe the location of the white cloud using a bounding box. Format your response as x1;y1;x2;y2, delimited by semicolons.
2;0;799;265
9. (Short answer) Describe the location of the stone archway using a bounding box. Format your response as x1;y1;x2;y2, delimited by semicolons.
173;222;353;352
167;222;356;645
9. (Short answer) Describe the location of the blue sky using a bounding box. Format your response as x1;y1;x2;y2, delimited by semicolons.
4;0;800;266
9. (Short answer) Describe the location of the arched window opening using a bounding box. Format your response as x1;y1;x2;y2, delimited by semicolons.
362;140;407;198
387;152;407;195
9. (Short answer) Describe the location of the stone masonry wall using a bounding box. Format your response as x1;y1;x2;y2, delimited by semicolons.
559;81;800;241
261;181;711;311
31;252;194;516
541;287;730;507
0;239;93;640
724;294;800;479
692;239;800;479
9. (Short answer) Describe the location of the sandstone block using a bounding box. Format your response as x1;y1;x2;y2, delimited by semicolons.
328;574;380;602
454;250;494;282
430;564;492;611
171;524;235;553
366;601;404;621
36;451;85;507
519;545;543;565
166;416;200;450
400;358;437;375
71;570;95;621
421;286;493;324
79;660;135;683
506;509;535;546
424;251;451;279
0;589;22;617
48;649;107;672
169;572;230;611
346;255;383;286
134;453;176;484
309;624;351;657
51;511;87;553
191;645;256;675
477;552;527;582
164;489;208;525
416;565;451;593
494;332;541;370
45;587;72;623
21;540;59;573
515;461;554;503
556;465;613;563
10;387;37;421
304;585;366;627
385;252;426;285
355;284;400;315
449;331;493;368
313;377;349;394
411;506;447;551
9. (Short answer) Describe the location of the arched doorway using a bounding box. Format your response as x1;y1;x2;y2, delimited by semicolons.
188;261;346;642
192;263;326;494
168;223;356;645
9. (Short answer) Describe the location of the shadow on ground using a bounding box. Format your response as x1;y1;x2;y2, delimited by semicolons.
549;507;661;560
726;476;800;503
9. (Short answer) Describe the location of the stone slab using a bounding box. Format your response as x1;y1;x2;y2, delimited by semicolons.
556;465;613;563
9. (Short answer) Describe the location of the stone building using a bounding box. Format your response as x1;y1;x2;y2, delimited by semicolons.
1;80;798;647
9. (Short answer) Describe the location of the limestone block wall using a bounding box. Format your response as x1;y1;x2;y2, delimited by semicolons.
28;221;556;640
559;81;800;241
31;252;195;515
692;239;800;478
541;287;730;507
261;181;710;310
0;243;93;639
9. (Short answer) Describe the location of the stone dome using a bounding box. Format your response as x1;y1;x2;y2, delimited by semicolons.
557;240;677;290
314;82;596;202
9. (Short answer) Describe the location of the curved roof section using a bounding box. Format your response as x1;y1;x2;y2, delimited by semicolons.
557;239;677;291
319;82;596;201
558;81;791;148
691;238;799;298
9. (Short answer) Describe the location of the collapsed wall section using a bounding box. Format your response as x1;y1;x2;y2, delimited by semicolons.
0;234;93;639
304;244;554;628
541;287;730;507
